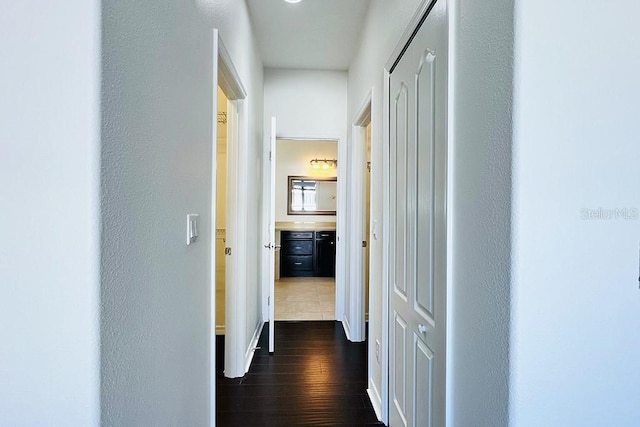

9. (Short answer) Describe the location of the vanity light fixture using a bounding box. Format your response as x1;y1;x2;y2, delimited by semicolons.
310;158;338;169
284;0;302;3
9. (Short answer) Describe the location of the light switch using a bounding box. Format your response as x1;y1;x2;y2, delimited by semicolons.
187;214;199;245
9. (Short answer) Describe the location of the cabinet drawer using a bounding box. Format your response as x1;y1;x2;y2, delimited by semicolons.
282;240;313;255
315;231;335;240
282;231;313;240
283;255;313;271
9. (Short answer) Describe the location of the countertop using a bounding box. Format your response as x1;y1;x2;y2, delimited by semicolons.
275;221;336;231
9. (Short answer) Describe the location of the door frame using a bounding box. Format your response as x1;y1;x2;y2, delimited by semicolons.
381;0;453;424
348;89;373;344
211;28;248;425
260;135;345;328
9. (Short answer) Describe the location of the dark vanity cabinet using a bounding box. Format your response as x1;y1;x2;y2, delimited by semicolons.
280;230;335;277
314;231;336;277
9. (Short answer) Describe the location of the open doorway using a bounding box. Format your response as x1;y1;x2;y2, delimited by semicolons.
272;139;339;321
346;90;373;343
211;31;249;392
364;122;371;322
214;87;229;336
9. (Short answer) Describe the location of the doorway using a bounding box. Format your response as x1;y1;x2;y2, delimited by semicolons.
364;122;371;323
273;139;338;321
211;31;249;393
214;87;229;336
349;90;373;343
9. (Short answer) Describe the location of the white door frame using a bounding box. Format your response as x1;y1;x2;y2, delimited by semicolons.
380;0;453;424
260;135;346;328
347;89;373;343
211;28;248;426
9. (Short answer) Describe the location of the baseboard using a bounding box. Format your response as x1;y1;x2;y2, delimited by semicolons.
215;325;225;335
367;379;383;422
342;316;352;341
244;321;265;374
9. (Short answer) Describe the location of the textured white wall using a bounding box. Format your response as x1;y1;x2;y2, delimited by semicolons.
101;0;263;425
511;1;640;425
447;0;514;425
0;1;101;425
264;69;347;140
275;140;338;222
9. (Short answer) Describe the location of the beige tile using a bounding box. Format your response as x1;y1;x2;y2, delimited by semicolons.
320;301;335;311
289;301;323;313
276;292;319;302
317;286;335;295
277;312;323;321
273;278;335;321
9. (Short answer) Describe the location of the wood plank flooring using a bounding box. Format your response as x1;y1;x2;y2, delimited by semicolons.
216;321;383;426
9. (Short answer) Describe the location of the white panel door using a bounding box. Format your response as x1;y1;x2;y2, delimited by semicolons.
389;1;447;426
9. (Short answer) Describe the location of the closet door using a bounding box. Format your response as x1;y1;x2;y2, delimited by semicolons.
388;1;448;425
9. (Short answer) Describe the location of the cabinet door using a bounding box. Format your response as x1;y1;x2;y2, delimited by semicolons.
315;233;336;277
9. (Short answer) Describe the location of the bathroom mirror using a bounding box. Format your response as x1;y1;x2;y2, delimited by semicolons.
287;176;337;215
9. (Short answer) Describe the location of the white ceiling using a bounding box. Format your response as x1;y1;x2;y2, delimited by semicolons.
246;0;370;71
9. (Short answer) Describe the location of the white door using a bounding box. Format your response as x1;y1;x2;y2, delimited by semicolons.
389;1;447;426
266;117;277;353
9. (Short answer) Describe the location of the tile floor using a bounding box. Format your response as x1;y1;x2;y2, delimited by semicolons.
274;277;335;320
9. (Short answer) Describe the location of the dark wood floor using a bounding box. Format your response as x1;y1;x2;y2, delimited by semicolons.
216;321;384;426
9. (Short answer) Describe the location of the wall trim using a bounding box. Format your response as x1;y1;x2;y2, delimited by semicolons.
244;321;265;374
213;30;249;382
342;316;352;342
385;0;438;72
268;133;346;328
367;379;383;421
347;88;373;344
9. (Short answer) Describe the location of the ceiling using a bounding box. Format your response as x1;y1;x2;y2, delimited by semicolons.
246;0;370;71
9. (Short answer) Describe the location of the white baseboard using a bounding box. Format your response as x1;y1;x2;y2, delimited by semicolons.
342;316;352;341
367;379;383;422
244;321;265;374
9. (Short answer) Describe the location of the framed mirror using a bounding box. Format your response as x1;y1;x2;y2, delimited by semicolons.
287;176;337;215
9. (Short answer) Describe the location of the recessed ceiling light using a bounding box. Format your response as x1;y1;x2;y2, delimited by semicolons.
284;0;302;3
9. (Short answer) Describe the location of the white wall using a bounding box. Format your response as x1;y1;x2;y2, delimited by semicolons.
101;0;263;425
275;139;338;222
264;69;347;140
510;1;640;425
447;0;514;425
0;1;101;425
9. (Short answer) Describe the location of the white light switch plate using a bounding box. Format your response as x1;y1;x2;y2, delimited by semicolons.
187;214;199;245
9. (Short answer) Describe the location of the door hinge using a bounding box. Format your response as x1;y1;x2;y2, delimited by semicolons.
362;240;367;248
268;296;271;306
225;247;232;255
269;150;272;161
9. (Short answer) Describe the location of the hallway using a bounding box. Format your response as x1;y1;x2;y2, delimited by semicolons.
216;321;382;426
